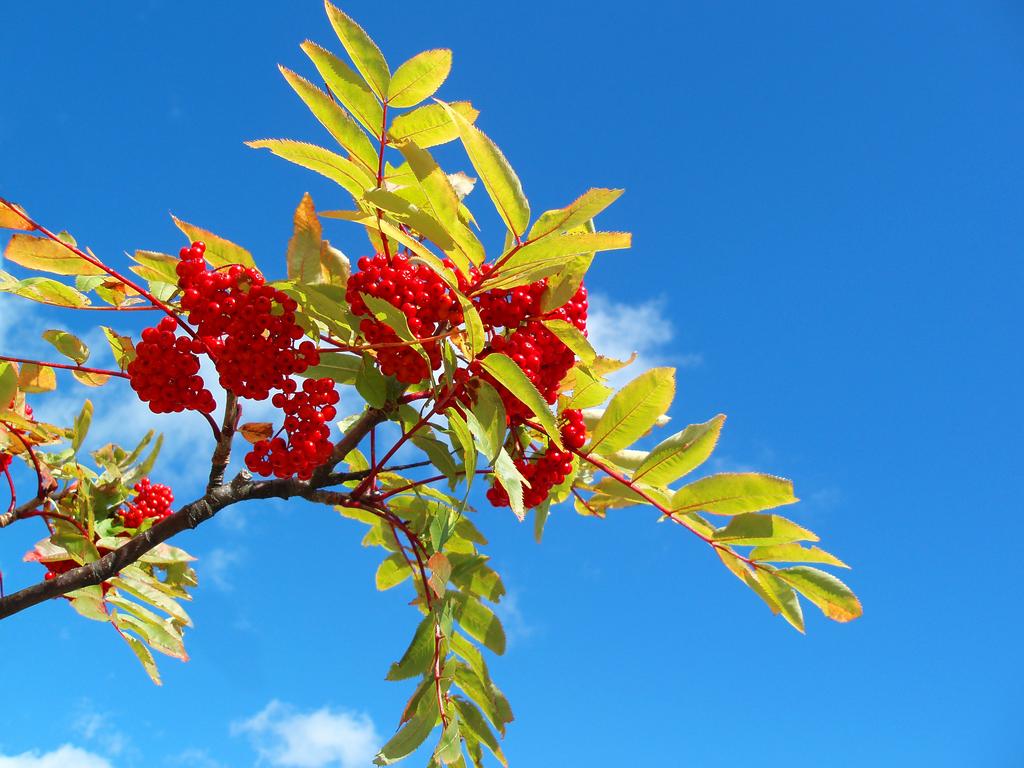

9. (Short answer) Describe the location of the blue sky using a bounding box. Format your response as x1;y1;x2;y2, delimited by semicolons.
1;1;1022;766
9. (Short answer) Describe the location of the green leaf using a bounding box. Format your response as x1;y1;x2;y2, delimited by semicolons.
3;234;104;276
376;552;412;590
541;319;595;365
0;275;91;308
42;329;89;364
564;363;612;410
464;381;506;462
170;217;256;269
301;40;384;135
72;400;93;453
363;188;459;261
386;616;435;680
446;410;477;490
541;252;593;313
749;543;849;568
246;140;375;199
712;513;818;546
388;49;452;108
774;566;863;622
451;591;506;655
110;571;192;626
374;708;436;765
279;65;379;173
632;414;724;487
452;697;506;766
754;568;805;632
479;354;560;448
528;188;624;241
440;100;530;237
586;367;674;456
301;351;363;385
356;353;389;408
449;555;505;604
324;2;390;102
477;231;631;293
388;102;479;148
671;473;797;516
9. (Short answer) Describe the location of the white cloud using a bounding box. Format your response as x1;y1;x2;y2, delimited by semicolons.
169;748;225;768
0;745;113;768
232;701;380;768
586;294;698;388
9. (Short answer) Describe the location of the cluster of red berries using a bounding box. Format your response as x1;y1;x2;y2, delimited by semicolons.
486;410;585;510
126;242;340;479
128;316;215;414
346;253;463;384
177;243;318;399
119;477;174;529
245;377;340;480
472;265;588;332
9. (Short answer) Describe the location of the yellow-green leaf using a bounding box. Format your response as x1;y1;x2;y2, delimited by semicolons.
528;188;624;241
632;415;725;487
42;329;89;364
247;139;374;200
279;65;379;173
476;231;630;293
479;354;560;448
749;543;849;568
712;513;818;546
388;101;479;148
301;40;384;135
72;369;110;387
388;49;452;108
755;568;805;632
671;473;797;516
287;193;326;284
586;367;674;456
324;2;390;102
440;100;529;237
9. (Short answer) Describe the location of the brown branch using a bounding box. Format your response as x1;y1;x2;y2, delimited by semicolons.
207;392;238;491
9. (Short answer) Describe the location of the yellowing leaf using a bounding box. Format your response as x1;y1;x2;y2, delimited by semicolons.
71;369;110;387
755;568;805;632
238;423;274;444
170;217;256;269
477;231;631;293
388;49;452;107
287;193;326;284
774;566;863;622
671;473;797;516
4;234;104;276
0;200;33;230
18;363;56;393
586;367;674;456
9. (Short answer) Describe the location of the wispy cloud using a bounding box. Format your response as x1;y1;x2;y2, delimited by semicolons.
72;707;128;757
586;294;698;389
494;589;535;647
202;547;243;592
232;701;380;768
0;745;113;768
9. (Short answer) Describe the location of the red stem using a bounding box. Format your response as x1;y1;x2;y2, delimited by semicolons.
0;199;197;340
0;355;128;379
3;464;15;515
